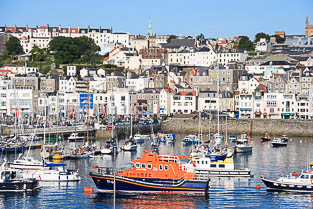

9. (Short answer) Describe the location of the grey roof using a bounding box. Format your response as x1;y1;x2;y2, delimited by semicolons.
161;39;195;48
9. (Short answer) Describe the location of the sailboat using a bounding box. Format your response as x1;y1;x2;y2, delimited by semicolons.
121;93;137;152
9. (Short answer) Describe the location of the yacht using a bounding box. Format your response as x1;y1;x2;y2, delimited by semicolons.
9;155;63;170
182;134;201;145
22;166;81;182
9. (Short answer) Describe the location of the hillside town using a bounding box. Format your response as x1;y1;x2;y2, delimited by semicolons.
0;17;313;125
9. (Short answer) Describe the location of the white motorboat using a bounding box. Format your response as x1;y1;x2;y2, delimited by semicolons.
185;156;251;177
23;166;81;182
133;134;145;144
235;134;252;153
0;161;40;192
272;135;288;147
121;140;137;151
261;170;313;192
68;133;84;142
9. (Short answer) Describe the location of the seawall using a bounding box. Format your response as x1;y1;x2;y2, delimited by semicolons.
161;119;313;137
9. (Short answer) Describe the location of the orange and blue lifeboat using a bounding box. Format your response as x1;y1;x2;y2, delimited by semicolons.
90;150;210;194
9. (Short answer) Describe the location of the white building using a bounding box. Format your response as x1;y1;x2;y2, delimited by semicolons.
255;38;268;52
159;89;172;115
59;76;76;93
217;50;248;66
67;66;76;76
171;91;197;114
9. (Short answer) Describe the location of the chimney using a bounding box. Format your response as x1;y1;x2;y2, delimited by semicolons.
88;25;90;32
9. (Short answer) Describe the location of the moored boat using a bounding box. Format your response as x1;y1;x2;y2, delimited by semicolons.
90;150;210;194
0;161;40;192
235;134;252;153
68;133;84;142
272;136;288;147
189;156;251;177
120;140;137;152
260;133;271;142
261;171;313;192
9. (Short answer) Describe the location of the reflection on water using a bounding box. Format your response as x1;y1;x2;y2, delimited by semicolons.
1;135;313;208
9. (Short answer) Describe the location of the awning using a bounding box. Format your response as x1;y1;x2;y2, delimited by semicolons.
281;113;295;116
240;108;252;111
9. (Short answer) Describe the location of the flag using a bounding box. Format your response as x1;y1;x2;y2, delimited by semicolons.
16;108;19;118
103;104;106;115
10;104;12;113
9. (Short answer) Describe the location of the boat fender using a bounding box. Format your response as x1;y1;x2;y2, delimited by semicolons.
67;175;68;181
311;179;313;185
39;175;41;181
59;176;60;180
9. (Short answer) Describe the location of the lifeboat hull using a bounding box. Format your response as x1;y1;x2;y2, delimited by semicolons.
90;173;209;194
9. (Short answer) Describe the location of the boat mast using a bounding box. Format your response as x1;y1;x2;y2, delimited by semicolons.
86;80;90;145
217;64;220;135
130;90;133;138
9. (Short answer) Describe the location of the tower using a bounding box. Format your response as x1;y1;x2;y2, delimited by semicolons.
147;19;152;36
305;16;313;37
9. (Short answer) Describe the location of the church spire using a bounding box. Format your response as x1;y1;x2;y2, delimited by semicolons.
147;19;152;36
306;16;309;27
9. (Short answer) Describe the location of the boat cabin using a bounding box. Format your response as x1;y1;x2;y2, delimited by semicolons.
192;157;234;170
118;150;196;180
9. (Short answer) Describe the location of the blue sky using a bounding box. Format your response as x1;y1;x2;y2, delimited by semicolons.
1;0;313;39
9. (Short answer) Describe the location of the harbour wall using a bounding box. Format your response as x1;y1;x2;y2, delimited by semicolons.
160;119;313;137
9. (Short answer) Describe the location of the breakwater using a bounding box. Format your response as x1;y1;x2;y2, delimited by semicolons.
160;118;313;137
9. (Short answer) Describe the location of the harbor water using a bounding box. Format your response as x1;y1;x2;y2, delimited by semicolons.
1;135;313;208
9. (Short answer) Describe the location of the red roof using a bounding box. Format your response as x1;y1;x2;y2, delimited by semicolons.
70;28;78;33
103;56;110;61
39;26;48;29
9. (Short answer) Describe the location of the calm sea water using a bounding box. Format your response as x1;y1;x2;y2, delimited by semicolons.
2;135;313;208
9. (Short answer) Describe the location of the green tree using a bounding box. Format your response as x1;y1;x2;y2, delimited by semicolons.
5;37;24;55
196;33;205;40
48;36;100;64
166;35;177;43
236;36;254;51
254;32;270;43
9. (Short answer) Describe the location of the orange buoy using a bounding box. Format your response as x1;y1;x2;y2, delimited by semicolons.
84;187;93;193
256;185;261;190
292;172;298;177
92;165;98;168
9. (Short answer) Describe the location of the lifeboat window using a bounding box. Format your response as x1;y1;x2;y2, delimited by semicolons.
202;161;204;164
218;164;225;168
131;162;134;167
147;164;152;169
301;174;309;179
164;165;168;171
141;163;146;169
135;162;140;168
159;165;163;170
211;164;216;168
311;175;313;179
205;161;208;164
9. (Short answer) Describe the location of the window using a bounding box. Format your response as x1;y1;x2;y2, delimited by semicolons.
141;163;146;169
121;96;125;101
164;165;168;171
159;165;163;170
147;164;152;169
135;162;140;168
211;164;217;168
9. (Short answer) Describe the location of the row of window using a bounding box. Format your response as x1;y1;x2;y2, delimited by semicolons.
134;162;169;171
